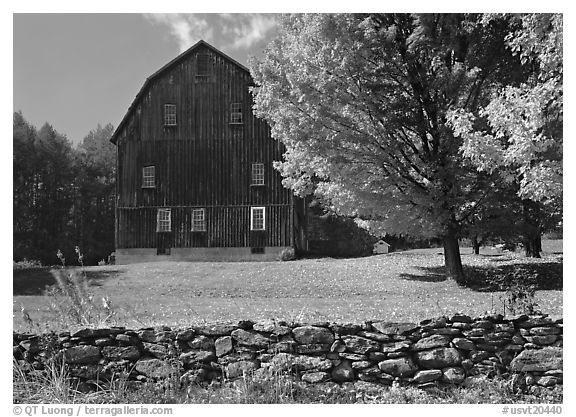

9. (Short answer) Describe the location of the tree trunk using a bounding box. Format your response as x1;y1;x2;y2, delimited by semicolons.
443;234;466;284
522;200;542;258
471;236;480;255
523;235;542;258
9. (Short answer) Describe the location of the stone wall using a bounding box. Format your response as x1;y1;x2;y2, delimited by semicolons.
13;314;562;391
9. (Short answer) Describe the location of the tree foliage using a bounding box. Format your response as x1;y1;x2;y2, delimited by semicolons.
74;123;116;264
13;113;116;265
448;14;562;258
448;14;562;205
251;13;541;282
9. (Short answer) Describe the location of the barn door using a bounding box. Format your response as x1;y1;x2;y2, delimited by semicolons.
156;208;172;255
157;232;171;255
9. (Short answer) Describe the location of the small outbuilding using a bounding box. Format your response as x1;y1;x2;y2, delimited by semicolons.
373;240;391;254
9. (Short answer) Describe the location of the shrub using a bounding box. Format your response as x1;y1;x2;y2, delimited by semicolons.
13;259;43;269
501;267;540;316
278;247;296;261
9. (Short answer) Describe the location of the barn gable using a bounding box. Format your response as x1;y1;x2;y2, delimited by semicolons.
111;40;250;145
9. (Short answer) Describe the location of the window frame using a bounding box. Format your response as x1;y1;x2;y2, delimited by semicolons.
164;104;177;126
196;54;211;77
157;208;172;232
230;102;243;124
250;206;266;231
191;208;206;232
142;165;156;188
251;163;265;186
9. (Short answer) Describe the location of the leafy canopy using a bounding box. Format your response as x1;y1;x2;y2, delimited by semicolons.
251;14;523;238
448;14;562;204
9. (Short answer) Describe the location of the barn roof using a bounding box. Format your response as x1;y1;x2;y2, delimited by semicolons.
110;40;250;144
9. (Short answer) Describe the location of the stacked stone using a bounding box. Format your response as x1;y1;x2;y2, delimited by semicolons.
12;314;563;391
509;316;563;391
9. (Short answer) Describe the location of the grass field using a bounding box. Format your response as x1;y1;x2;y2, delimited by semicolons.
13;240;563;332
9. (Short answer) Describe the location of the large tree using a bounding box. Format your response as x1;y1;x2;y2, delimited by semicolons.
449;14;562;257
251;13;532;283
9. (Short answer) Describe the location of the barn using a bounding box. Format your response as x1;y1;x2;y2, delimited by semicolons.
110;40;309;263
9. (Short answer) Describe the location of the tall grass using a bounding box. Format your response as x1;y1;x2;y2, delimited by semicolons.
13;356;81;403
44;247;115;328
13;356;563;404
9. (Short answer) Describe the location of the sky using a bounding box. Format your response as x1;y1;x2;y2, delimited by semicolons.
12;5;571;144
13;13;280;144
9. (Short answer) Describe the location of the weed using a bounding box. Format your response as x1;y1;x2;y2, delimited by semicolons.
45;247;116;328
14;357;563;404
501;267;541;316
13;355;80;404
17;303;39;333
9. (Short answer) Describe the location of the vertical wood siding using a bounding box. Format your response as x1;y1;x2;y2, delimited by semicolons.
117;206;291;248
115;44;294;249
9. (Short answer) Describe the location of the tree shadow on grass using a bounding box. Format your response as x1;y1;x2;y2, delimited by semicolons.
399;266;448;283
399;261;562;292
463;262;563;292
13;268;122;296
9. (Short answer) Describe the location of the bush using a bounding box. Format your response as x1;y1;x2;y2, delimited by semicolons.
13;259;43;269
502;267;540;316
278;248;296;261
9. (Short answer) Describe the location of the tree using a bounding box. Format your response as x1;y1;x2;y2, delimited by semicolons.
448;14;562;257
251;14;526;283
30;122;78;263
13;113;117;265
13;112;38;260
74;123;116;264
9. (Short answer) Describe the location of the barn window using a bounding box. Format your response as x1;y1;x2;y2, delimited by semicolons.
230;102;243;124
142;166;155;188
164;104;177;126
250;207;266;231
157;208;171;232
197;54;211;77
251;163;265;186
191;208;206;232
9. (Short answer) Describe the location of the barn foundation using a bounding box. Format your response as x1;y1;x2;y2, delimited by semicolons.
115;246;292;263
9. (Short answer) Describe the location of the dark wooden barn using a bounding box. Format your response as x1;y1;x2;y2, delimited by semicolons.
111;40;378;263
110;40;311;263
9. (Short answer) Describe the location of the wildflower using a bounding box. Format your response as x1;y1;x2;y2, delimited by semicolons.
20;305;33;327
56;249;65;266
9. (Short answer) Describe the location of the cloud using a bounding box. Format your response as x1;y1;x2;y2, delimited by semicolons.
223;14;278;49
144;14;214;52
144;13;278;53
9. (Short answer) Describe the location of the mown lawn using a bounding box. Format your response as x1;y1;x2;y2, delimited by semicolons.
13;241;563;332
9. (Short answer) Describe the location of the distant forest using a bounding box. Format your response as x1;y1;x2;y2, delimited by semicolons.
13;112;115;266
